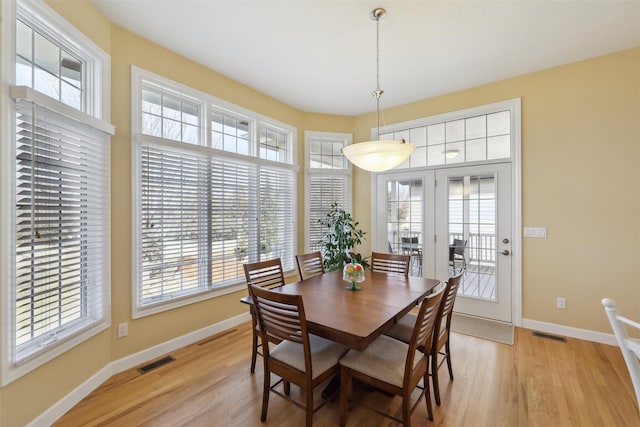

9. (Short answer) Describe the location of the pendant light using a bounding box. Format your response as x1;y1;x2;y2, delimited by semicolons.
342;7;415;172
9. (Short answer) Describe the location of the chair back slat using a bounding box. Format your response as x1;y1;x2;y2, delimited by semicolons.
251;285;305;344
435;272;463;340
295;251;325;280
371;252;410;276
404;285;445;382
244;259;285;290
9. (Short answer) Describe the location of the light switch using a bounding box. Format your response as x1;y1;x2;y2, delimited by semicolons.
524;227;547;238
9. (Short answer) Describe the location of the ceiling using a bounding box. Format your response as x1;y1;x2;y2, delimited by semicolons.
91;0;640;116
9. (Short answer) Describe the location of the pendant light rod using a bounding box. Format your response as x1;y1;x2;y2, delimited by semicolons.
341;7;415;172
372;7;385;140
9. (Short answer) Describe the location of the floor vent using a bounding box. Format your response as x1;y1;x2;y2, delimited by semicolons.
533;331;567;342
137;355;175;374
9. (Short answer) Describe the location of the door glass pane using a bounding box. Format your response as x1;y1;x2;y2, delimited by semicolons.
448;174;496;301
386;179;423;276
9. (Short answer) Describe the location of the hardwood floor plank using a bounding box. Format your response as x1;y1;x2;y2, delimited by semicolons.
54;323;639;426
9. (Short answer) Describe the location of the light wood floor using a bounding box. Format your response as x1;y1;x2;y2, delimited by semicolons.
54;322;639;426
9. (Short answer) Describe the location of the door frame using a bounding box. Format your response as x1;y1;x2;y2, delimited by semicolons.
373;170;436;279
370;98;522;327
435;163;512;322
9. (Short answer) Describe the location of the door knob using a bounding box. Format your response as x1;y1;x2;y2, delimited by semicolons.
502;238;510;244
501;249;510;256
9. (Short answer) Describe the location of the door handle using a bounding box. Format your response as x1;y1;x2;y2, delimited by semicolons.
500;250;510;256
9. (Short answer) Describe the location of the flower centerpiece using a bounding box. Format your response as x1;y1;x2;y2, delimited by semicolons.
343;261;365;291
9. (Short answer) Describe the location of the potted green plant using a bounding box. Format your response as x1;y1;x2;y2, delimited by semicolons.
318;203;369;271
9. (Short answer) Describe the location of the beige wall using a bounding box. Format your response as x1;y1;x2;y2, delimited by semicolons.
1;0;638;425
351;47;640;333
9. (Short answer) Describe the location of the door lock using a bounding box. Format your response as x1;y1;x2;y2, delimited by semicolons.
501;249;510;256
502;238;510;244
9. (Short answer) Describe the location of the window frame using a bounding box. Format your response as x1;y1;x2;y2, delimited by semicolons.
131;66;297;319
377;98;519;170
0;0;112;385
304;131;352;252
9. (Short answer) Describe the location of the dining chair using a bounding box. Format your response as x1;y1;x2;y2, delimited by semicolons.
250;284;348;427
295;251;325;280
448;239;467;273
339;284;445;426
384;271;463;405
243;258;286;373
371;251;411;276
602;298;640;412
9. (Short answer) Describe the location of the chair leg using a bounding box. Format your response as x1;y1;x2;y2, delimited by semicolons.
250;313;258;374
306;384;314;427
446;341;454;380
261;370;270;422
250;329;258;374
284;380;291;396
424;372;434;421
402;389;411;427
432;352;441;406
339;366;351;426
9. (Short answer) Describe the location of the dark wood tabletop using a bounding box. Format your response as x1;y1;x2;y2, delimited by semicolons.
241;269;440;351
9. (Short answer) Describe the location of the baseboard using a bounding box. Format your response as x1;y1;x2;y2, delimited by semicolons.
521;318;617;346
28;312;251;427
110;312;250;375
28;364;113;427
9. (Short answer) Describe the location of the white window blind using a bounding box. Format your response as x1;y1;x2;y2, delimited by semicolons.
138;139;296;309
13;91;111;363
259;167;295;263
133;70;297;315
307;175;348;251
304;132;351;251
139;142;207;305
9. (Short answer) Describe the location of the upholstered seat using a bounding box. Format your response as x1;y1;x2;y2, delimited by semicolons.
271;334;348;379
339;286;445;426
385;272;463;406
251;284;348;427
340;335;421;388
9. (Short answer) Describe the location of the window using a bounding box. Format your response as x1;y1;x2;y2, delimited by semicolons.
1;0;112;384
142;86;202;144
380;103;513;169
304;132;352;251
133;67;296;317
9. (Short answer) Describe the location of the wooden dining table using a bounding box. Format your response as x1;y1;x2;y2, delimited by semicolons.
241;269;440;351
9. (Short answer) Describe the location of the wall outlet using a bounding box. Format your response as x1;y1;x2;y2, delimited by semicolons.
557;297;566;310
118;322;129;338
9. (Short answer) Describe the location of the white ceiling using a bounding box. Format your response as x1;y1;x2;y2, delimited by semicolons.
91;0;640;116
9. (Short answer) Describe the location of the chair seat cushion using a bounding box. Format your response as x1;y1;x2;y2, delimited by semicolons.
271;334;348;379
385;313;417;343
340;335;423;388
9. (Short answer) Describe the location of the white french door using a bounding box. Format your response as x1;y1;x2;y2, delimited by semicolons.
374;171;435;278
435;163;512;322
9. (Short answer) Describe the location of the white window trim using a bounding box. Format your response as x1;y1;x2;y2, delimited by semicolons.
304;131;352;252
0;0;112;385
375;98;519;170
16;0;111;121
131;66;298;319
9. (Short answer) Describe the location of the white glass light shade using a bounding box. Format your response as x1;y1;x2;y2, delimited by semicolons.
342;140;415;172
